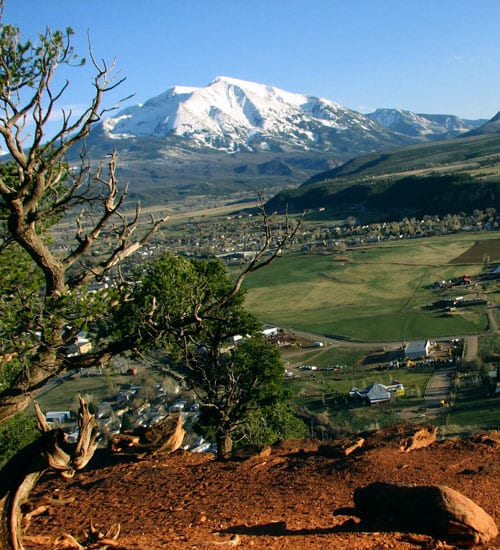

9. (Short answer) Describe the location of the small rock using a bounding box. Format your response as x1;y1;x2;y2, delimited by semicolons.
400;426;438;452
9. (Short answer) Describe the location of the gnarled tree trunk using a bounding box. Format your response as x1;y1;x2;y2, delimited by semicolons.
0;397;98;550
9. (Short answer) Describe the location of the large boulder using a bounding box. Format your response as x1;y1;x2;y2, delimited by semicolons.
353;482;498;547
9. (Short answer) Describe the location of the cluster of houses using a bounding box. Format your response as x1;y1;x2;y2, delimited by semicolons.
149;208;500;262
45;376;209;451
433;267;500;292
347;338;462;406
45;326;321;448
45;326;286;452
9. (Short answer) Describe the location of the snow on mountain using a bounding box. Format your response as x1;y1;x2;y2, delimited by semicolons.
82;78;493;203
100;76;408;153
367;108;485;140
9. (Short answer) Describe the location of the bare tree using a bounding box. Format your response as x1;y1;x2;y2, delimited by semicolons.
0;16;166;424
0;12;167;549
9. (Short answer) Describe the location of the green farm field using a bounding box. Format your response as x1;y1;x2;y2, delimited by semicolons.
243;232;500;342
282;346;437;433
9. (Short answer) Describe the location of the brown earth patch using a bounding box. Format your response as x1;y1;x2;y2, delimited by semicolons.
23;429;500;549
450;239;500;264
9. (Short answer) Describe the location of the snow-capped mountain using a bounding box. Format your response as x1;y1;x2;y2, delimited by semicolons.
367;108;485;140
99;76;413;154
82;77;489;203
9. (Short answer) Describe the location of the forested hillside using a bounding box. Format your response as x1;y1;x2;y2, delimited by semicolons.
266;173;500;219
266;132;500;220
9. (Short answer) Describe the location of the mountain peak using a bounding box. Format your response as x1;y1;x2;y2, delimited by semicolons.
99;77;408;153
209;76;311;106
97;77;485;156
211;75;264;89
368;108;485;140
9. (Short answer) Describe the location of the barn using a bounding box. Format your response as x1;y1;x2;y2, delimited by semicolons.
404;340;431;360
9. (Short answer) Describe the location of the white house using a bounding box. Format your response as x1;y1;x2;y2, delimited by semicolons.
45;411;71;424
262;327;278;338
404;340;431;360
63;335;92;357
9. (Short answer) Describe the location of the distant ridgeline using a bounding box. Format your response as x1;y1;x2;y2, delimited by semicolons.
265;173;500;220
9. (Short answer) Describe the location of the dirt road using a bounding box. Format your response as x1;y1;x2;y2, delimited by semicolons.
463;335;478;363
423;365;455;409
288;329;403;350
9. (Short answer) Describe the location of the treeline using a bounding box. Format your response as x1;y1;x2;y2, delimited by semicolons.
266;173;500;221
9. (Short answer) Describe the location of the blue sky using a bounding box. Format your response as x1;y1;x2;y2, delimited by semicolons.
4;0;500;122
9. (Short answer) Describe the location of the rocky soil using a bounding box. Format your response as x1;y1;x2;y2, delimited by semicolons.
24;427;500;550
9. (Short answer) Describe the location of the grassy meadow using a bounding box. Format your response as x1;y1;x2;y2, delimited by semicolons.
243;232;500;341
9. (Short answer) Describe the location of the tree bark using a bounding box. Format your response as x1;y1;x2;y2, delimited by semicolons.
0;439;47;550
7;198;67;297
0;351;62;425
216;432;233;460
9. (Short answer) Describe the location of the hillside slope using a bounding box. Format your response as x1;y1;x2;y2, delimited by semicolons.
26;429;499;549
465;111;500;137
266;172;500;218
265;133;500;218
304;133;500;183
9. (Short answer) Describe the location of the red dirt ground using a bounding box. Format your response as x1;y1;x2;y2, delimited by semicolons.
24;428;500;550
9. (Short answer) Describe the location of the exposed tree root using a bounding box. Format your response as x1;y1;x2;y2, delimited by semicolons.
23;521;122;549
0;397;99;550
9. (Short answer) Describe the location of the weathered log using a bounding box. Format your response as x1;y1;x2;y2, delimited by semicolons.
318;436;365;458
151;413;185;455
0;441;46;549
23;520;121;549
110;413;185;457
34;398;99;478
